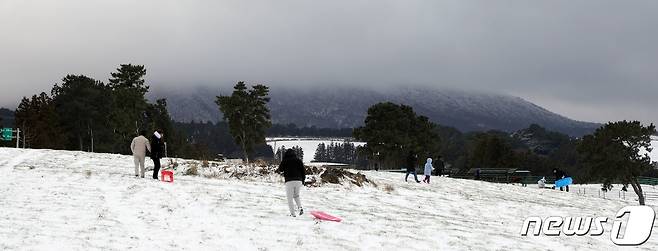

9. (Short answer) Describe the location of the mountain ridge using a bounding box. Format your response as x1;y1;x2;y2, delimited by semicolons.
150;86;599;136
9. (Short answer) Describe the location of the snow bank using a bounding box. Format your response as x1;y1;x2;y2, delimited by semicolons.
1;147;657;250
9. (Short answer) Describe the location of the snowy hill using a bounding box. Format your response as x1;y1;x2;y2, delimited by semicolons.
1;147;657;250
152;86;599;136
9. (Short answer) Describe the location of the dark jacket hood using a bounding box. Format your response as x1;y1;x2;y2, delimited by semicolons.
284;149;297;159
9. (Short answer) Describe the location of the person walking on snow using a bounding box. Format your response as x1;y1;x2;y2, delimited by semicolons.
150;129;165;180
130;130;151;178
405;151;421;183
422;158;433;183
276;149;306;217
433;156;445;176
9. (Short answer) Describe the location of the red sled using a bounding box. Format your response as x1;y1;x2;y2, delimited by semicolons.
161;170;174;183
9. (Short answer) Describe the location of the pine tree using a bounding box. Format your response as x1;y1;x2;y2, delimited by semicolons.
314;143;327;162
467;132;515;169
354;102;441;169
51;75;113;151
216;82;272;163
577;120;656;205
108;64;149;153
14;93;66;149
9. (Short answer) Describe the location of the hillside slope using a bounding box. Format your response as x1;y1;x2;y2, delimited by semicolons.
0;147;655;250
153;86;599;136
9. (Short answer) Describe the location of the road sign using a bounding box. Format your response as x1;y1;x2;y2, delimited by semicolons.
1;128;12;141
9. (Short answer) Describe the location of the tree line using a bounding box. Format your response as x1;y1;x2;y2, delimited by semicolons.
354;102;656;205
171;120;355;161
12;64;197;157
313;141;366;165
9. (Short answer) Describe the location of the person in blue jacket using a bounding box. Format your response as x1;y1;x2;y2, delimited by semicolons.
553;168;570;192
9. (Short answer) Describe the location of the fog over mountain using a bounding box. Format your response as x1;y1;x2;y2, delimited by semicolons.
1;1;658;124
152;85;599;136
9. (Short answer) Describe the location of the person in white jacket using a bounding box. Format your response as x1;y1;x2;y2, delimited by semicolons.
538;177;547;189
130;130;151;178
422;158;433;184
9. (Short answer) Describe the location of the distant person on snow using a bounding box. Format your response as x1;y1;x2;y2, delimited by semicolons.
538;177;546;188
150;129;165;180
405;151;421;183
276;149;306;217
433;156;445;176
422;158;433;184
130;130;151;178
553;168;570;192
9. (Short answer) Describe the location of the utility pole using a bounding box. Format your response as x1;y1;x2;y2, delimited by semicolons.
90;127;94;152
16;128;20;148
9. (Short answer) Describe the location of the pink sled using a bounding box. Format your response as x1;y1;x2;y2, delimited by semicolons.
310;211;342;222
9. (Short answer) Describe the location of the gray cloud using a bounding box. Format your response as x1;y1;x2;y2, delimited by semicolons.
1;0;657;123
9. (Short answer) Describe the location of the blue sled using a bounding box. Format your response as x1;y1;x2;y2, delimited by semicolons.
555;177;573;188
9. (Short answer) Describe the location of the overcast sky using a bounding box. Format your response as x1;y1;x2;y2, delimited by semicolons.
1;0;657;123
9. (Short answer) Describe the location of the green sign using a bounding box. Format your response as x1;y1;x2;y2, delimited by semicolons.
1;128;12;141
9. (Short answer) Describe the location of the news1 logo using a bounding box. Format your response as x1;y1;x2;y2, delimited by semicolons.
521;206;656;246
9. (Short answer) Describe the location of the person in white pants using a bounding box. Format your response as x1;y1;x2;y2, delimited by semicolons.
286;180;303;216
130;130;151;178
276;149;306;217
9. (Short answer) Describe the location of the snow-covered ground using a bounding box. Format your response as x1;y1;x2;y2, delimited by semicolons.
1;147;658;250
266;138;365;163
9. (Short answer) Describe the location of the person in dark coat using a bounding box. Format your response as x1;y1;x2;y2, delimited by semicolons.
433;156;445;176
553;168;570;192
150;129;165;180
276;149;306;217
405;151;421;183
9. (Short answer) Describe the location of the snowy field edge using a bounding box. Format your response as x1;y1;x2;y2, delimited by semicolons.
0;147;657;250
